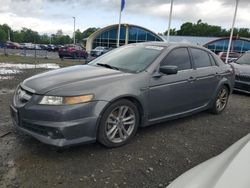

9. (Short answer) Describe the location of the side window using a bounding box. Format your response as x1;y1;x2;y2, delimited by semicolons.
191;48;212;68
161;48;191;71
209;54;217;66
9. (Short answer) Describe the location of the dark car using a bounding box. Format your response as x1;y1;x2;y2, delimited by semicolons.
58;44;88;59
230;52;250;94
47;44;57;52
39;44;48;50
10;42;234;148
90;46;109;57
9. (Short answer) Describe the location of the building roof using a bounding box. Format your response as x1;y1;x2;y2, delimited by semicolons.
162;36;219;45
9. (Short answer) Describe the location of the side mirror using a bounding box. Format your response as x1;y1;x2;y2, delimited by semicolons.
160;65;178;75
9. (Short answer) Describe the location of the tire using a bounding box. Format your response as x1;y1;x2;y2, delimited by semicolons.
210;85;229;114
98;99;140;148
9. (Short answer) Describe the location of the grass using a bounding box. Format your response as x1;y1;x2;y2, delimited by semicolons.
0;54;86;67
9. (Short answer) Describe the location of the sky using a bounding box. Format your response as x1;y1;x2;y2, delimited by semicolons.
0;0;250;37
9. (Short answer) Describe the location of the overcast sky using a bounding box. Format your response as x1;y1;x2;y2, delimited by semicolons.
0;0;249;36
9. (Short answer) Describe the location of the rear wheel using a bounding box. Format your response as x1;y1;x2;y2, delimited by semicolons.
210;85;229;114
98;99;139;148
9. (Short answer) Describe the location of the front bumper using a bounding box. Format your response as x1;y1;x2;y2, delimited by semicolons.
10;100;108;147
234;80;250;94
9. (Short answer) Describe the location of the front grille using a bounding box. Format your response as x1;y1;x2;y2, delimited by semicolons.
235;75;250;82
235;82;250;91
14;86;33;107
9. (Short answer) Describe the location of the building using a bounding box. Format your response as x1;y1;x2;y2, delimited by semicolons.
204;36;250;54
86;24;250;54
86;23;163;51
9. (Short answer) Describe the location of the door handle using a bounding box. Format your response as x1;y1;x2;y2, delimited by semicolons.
214;72;221;78
188;76;196;82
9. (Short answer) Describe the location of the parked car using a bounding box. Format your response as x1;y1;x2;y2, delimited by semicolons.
5;41;21;49
167;133;250;188
90;46;109;57
58;44;88;59
39;44;48;50
0;42;5;48
218;51;240;63
10;42;234;147
47;44;56;52
20;43;35;50
230;52;250;94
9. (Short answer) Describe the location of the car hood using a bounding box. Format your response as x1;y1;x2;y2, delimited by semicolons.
230;62;250;75
167;133;250;188
22;65;124;94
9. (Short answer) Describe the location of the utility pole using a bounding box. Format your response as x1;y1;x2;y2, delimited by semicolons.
167;0;174;42
8;30;10;41
73;17;76;44
225;0;239;63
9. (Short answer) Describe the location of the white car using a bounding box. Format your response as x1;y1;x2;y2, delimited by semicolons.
168;133;250;188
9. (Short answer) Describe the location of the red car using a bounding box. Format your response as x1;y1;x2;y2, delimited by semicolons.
5;41;21;49
58;45;88;59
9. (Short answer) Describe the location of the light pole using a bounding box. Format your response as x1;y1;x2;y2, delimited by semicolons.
225;0;239;63
73;16;76;44
167;0;174;42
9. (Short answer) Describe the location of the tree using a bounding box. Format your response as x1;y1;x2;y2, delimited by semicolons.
75;29;83;43
164;28;177;36
82;27;99;39
0;27;7;42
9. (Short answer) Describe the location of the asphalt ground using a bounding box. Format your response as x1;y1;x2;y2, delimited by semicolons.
0;64;249;188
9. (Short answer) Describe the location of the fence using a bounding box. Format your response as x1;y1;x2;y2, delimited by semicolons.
0;47;59;59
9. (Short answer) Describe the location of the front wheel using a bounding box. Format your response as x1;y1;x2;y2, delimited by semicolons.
210;85;229;114
98;99;140;148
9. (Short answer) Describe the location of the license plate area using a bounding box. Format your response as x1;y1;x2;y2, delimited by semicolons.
10;106;19;125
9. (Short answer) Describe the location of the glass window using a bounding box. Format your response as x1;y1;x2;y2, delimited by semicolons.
137;28;146;41
161;48;191;70
129;27;137;41
89;45;164;73
209;54;217;66
109;28;117;39
236;52;250;65
147;33;156;41
191;48;212;68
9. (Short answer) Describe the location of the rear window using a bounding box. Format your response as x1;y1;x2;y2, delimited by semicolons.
161;48;191;71
191;48;212;68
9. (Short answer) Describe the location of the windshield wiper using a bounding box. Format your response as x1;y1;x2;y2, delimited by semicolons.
97;63;119;70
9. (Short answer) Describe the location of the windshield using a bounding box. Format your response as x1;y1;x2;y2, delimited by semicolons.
89;45;164;73
95;47;104;50
236;53;250;65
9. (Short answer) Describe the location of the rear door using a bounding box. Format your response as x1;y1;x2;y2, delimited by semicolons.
148;47;197;121
190;48;220;106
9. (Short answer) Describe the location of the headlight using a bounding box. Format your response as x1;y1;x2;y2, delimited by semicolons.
39;95;94;105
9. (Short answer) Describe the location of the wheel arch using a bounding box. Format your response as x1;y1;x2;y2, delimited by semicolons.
97;95;145;129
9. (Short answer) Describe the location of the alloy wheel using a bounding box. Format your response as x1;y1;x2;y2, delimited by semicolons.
216;88;228;112
105;105;135;143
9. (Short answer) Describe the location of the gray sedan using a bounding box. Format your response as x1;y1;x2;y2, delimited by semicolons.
10;42;235;147
230;51;250;94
